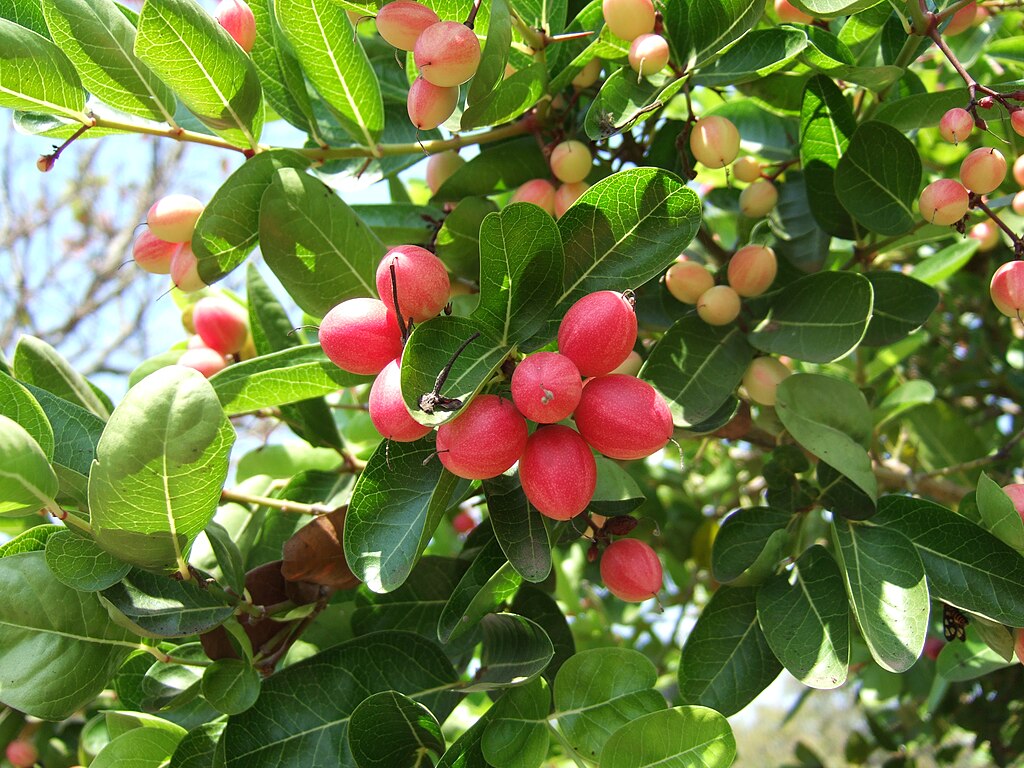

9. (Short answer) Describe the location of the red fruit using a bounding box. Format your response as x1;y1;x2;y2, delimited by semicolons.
511;351;583;424
376;245;451;323
519;425;597;520
573;374;673;460
413;21;482;88
215;0;256;52
600;538;662;602
960;147;1006;195
435;395;528;480
193;296;249;354
628;34;670;77
170;244;207;292
426;150;465;194
1015;627;1024;664
601;0;655;41
407;76;459;130
368;359;431;442
1002;483;1024;521
557;291;638;377
923;636;944;661
727;244;777;297
940;107;974;144
774;0;812;22
990;260;1024;318
133;229;179;275
319;298;403;375
689;116;740;169
177;347;228;378
945;2;977;35
1012;110;1024;139
376;0;439;51
918;179;969;226
452;509;476;533
511;179;557;215
147;194;204;243
5;740;38;768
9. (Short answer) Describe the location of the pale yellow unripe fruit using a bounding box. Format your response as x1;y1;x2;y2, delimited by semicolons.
919;179;969;226
426;150;465;194
550;140;593;184
696;285;741;325
601;0;655;41
960;147;1007;195
742;357;791;406
413;21;482;87
628;34;670;77
969;221;1000;252
170;244;206;293
375;0;439;51
739;179;778;218
732;156;762;183
147;194;204;243
727;244;777;297
690;116;740;169
1013;190;1024;216
573;58;602;89
1014;155;1024;186
665;260;715;304
609;349;643;376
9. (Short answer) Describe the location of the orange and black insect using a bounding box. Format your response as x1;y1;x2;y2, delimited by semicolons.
942;603;969;642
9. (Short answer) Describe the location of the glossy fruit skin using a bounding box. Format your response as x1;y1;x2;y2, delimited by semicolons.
170;244;207;292
511;351;583;423
940;107;974;144
376;0;439;50
665;260;715;304
960;147;1006;194
519;425;597;520
132;229;178;275
178;347;228;378
572;58;601;88
215;0;256;52
511;179;557;215
1001;483;1024;521
969;221;1000;251
558;291;638;377
193;296;249;354
628;34;669;77
147;194;204;243
774;0;812;22
5;740;38;768
414;21;481;87
601;0;655;41
319;298;403;375
732;156;762;183
990;260;1024;318
573;374;673;460
600;538;663;602
549;140;592;184
1014;155;1024;186
554;181;589;217
689;116;740;169
436;395;528;480
739;179;778;217
696;285;741;325
727;244;777;297
918;179;969;225
407;76;459;130
368;359;432;442
452;509;476;533
426;150;465;194
742;356;791;406
376;245;451;323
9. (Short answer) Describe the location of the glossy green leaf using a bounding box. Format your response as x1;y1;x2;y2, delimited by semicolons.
438;532;521;643
975;472;1024;552
467;0;510;104
0;0;49;35
589;457;645;517
433;136;549;201
693;27;808;86
817;461;876;520
860;271;938;347
169;721;227;768
202;659;260;716
873;379;935;429
790;0;888;18
0;17;85;120
353;203;445;246
909;239;978;286
0;523;61;557
584;69;681;140
662;0;763;69
0;414;58;517
203;520;246;595
712;506;792;585
481;676;550;768
799;25;903;89
14;335;110;418
600;706;737;768
0;374;53;459
511;586;575;682
349;690;444;768
249;0;318;135
44;528;131;591
91;726;184;768
482;473;552;583
139;649;204;710
799;74;856;238
101;569;236;638
436;196;498;279
936;634;1014;682
463;614;553;691
462;62;546;131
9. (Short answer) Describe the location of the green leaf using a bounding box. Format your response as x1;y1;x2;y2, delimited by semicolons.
0;551;138;720
0;414;59;517
693;27;808;86
202;659;260;715
91;726;184;768
589;457;645;516
584;70;681;140
817;461;876;520
14;335;110;418
436;196;498;280
0;374;53;459
203;520;246;595
135;0;263;149
799;74;856;238
910;239;978;286
554;648;666;762
275;0;383;146
936;634;1014;682
834;120;921;236
468;0;510;104
677;585;782;716
437;531;522;643
511;586;575;681
601;706;737;768
0;17;85;120
860;271;938;346
0;523;61;557
975;472;1024;552
482;473;552;583
711;506;792;585
139;648;205;710
89;367;235;574
345;437;461;593
462;63;546;131
747;272;874;363
249;0;318;136
222;632;459;768
757;545;850;689
463;613;553;691
790;0;889;18
353;203;446;247
870;495;1024;626
641;317;755;428
873;379;935;428
482;677;550;768
44;528;131;591
831;519;928;673
101;569;236;638
433;136;549;201
41;0;177;122
104;709;189;740
799;24;903;89
259;167;384;316
348;690;445;768
0;0;50;36
169;721;227;768
662;0;763;69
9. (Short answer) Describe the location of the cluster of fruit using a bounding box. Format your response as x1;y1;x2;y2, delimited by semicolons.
511;139;594;218
664;244;777;326
689;115;779;218
131;193;206;292
178;297;253;378
600;0;669;79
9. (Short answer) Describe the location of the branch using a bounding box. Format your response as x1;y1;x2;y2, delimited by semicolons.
220;488;340;516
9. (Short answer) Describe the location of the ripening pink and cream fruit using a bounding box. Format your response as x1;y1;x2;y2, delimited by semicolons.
407;77;459;130
369;359;432;442
192;296;249;354
940;107;974;144
426;150;465;194
132;229;178;275
435;394;528;479
147;194;204;243
511;351;583;423
601;0;654;41
178;347;229;378
1015;155;1024;186
511;179;557;215
697;285;741;325
609;350;642;376
732;156;762;183
960;147;1006;194
1014;191;1024;216
690;116;741;169
728;244;777;297
573;374;673;460
4;740;38;768
945;2;978;35
573;58;602;89
319;298;403;375
170;244;206;292
550;140;592;184
990;260;1024;318
1015;627;1024;665
215;0;256;52
1012;110;1024;139
558;291;638;377
376;0;439;50
739;179;778;218
742;356;791;406
665;260;715;304
919;179;970;225
414;21;481;87
969;220;1000;251
554;182;589;217
774;0;812;23
376;245;450;323
1001;483;1024;522
600;538;663;602
519;425;597;520
628;34;669;77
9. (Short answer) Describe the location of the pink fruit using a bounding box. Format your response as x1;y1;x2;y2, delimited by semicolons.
558;291;638;377
969;220;1000;251
739;179;778;217
990;260;1024;318
435;395;528;480
5;740;38;768
369;359;432;442
554;182;589;217
178;347;228;378
1014;190;1024;216
511;351;583;423
147;194;204;243
549;140;592;184
1014;155;1024;186
376;245;450;323
511;179;557;215
960;147;1006;195
774;0;811;22
376;0;439;50
426;150;465;194
919;179;969;225
923;636;944;661
407;76;459;130
414;21;482;88
192;297;249;354
665;259;715;304
319;298;403;375
940;107;974;144
600;538;662;602
742;356;791;406
519;425;597;520
601;0;655;41
132;229;179;275
732;156;762;183
727;244;777;297
628;34;670;77
572;58;602;89
690;116;741;169
573;374;673;460
1015;627;1024;664
452;509;476;533
945;2;977;35
215;0;256;53
696;285;741;325
170;244;207;292
1001;483;1024;521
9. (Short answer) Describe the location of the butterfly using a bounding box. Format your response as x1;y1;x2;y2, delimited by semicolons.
942;603;969;642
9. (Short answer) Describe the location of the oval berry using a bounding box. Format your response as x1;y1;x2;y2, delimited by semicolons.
369;359;432;442
376;245;451;323
376;0;439;50
147;194;204;243
414;21;481;88
918;179;969;226
519;425;597;520
319;298;403;375
511;351;583;423
573;374;673;460
133;229;179;275
436;395;528;479
600;538;663;602
990;260;1024;318
193;296;249;355
558;291;638;377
